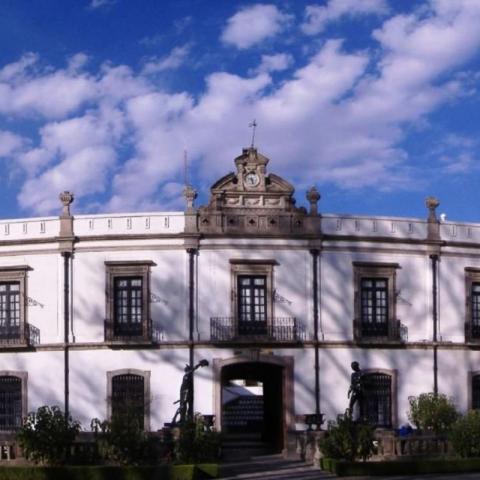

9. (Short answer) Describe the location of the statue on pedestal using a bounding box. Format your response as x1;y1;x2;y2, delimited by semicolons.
172;359;209;425
347;361;363;421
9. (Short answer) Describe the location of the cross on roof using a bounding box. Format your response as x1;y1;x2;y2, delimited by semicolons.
249;119;257;148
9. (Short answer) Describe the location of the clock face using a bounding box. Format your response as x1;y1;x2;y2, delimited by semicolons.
245;172;260;187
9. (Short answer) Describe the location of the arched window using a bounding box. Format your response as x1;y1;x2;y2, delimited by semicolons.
362;372;392;428
0;375;23;430
107;370;150;430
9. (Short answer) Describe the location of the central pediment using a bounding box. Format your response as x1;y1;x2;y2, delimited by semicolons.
205;147;298;213
184;146;321;237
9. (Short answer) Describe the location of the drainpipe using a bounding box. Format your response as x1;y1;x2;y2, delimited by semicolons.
187;248;197;421
430;254;439;395
310;249;320;415
63;252;71;421
58;191;75;423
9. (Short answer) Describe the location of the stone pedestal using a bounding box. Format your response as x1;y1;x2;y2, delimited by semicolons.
295;430;326;466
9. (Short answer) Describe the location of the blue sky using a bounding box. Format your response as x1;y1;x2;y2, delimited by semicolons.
1;0;480;222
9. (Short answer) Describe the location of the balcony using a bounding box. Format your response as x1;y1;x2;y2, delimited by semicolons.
104;319;163;344
354;319;407;342
0;323;40;347
210;317;306;342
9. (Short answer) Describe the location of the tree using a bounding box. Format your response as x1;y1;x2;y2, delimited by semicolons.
408;393;458;434
17;405;81;465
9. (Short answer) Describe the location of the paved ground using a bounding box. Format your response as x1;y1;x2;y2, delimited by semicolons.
217;455;480;480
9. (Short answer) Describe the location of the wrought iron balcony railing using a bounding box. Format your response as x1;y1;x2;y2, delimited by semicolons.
0;323;40;347
354;319;407;342
210;317;306;342
104;319;163;343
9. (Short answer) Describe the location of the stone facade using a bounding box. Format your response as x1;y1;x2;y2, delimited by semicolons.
0;146;479;455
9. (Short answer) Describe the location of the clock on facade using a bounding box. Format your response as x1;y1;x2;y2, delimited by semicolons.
244;172;260;187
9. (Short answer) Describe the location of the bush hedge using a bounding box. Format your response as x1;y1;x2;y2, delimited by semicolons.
321;457;480;476
450;410;480;457
0;464;217;480
318;413;375;462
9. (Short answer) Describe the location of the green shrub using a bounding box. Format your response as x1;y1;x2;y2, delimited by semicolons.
450;409;480;457
408;392;459;434
318;413;375;462
0;465;171;480
91;413;172;465
16;405;81;465
174;416;221;464
321;458;480;476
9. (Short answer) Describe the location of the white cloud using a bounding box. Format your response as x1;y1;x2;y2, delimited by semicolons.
3;0;480;215
0;131;25;158
89;0;116;9
0;53;38;82
301;0;389;35
0;55;97;119
17;106;126;210
254;53;294;73
19;145;116;213
440;153;475;174
142;44;191;75
67;53;89;72
221;4;293;49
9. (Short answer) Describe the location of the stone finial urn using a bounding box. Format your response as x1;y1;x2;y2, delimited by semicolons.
306;186;321;216
59;191;74;217
425;196;440;223
183;185;197;212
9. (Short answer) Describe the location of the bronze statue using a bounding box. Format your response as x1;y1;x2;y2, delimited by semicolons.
172;359;209;425
347;361;363;421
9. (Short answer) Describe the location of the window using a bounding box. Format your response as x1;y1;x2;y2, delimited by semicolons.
361;371;394;428
105;261;156;342
0;372;27;431
465;268;480;341
0;266;31;345
107;369;150;430
0;283;20;338
114;277;143;336
353;262;400;341
230;260;276;336
238;275;267;334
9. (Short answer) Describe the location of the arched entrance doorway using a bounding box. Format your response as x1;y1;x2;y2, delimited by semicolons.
214;355;294;454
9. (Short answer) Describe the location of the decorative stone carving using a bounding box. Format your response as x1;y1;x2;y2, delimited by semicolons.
425;196;440;242
59;191;74;218
306;186;321;216
425;196;439;223
183;185;197;212
189;147;322;236
58;191;75;252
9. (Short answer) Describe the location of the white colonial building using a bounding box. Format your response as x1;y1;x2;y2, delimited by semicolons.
0;146;479;454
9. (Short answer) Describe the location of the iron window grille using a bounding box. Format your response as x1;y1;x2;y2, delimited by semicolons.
0;376;22;431
361;372;392;428
111;374;145;430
